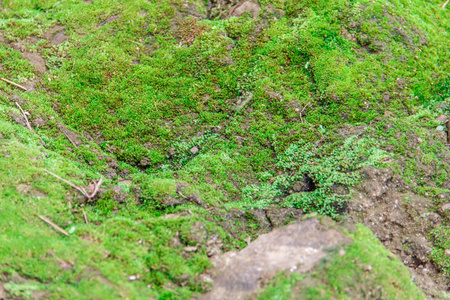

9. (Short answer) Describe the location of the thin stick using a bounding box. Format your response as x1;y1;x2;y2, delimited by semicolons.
15;102;46;147
1;78;27;91
39;215;70;237
90;176;103;199
82;209;89;224
127;40;143;46
62;130;79;149
44;169;89;198
44;169;103;200
163;286;180;295
443;0;449;8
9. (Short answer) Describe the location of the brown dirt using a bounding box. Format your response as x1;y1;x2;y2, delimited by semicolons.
4;40;47;73
25;52;47;73
348;166;448;298
42;25;69;46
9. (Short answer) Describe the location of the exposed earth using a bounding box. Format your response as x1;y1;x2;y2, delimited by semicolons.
1;0;450;299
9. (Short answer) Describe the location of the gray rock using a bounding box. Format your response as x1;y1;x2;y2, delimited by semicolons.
190;146;199;154
202;218;349;300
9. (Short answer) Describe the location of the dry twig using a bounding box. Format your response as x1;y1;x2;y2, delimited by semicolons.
62;130;79;149
1;77;27;91
44;169;103;200
39;215;70;237
82;209;89;224
15;102;46;147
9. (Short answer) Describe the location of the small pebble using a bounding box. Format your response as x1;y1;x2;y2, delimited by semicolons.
190;146;199;154
129;275;137;281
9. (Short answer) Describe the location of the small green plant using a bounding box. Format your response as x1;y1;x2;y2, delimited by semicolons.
235;136;390;218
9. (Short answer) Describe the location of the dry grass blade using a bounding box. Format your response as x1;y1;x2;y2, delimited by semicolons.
44;169;103;200
1;77;27;91
15;102;46;147
89;176;103;199
44;169;89;198
62;131;79;149
39;215;70;237
82;209;89;224
443;0;449;8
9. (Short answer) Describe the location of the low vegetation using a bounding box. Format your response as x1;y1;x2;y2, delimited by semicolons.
1;0;450;298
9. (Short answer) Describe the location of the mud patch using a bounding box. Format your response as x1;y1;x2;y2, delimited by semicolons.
42;25;69;46
202;218;349;300
348;166;447;298
25;52;47;73
22;80;38;92
49;30;69;46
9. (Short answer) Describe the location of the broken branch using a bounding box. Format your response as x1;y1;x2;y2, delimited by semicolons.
43;169;103;200
44;169;89;198
90;176;103;199
15;102;46;147
1;77;27;91
39;215;70;237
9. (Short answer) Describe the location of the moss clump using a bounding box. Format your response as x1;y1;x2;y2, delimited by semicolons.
1;0;450;298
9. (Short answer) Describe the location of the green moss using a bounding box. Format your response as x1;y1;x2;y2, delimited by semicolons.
1;0;450;297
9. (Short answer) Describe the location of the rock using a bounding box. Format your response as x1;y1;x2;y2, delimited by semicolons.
190;146;199;154
231;2;260;19
0;283;6;300
202;218;349;300
435;114;448;123
363;265;372;271
441;203;450;211
129;275;137;281
184;246;198;252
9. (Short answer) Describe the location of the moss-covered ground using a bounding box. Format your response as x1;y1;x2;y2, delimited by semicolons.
1;0;450;298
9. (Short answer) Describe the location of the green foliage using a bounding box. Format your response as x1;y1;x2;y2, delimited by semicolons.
1;0;449;297
237;136;390;217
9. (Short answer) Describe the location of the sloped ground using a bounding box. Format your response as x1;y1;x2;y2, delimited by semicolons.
0;0;450;298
